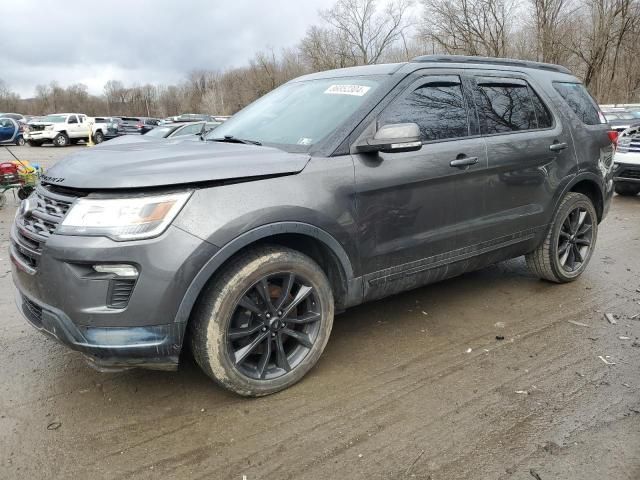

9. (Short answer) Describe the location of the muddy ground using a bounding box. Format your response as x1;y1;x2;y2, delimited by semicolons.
1;145;639;479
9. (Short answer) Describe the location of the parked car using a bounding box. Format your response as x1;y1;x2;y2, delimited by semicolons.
143;121;221;139
604;111;640;132
0;113;26;122
11;56;616;396
114;116;161;135
87;116;123;144
612;125;640;196
0;117;25;145
23;113;90;147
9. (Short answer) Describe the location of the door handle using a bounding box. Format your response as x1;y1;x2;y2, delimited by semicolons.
549;142;568;151
450;156;479;168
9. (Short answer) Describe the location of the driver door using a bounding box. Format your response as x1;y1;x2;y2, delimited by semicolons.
66;115;80;137
0;119;15;142
353;74;487;300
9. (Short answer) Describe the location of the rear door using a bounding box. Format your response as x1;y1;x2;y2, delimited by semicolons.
470;74;574;242
354;74;487;298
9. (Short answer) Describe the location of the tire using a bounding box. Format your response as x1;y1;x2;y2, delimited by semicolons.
53;133;69;147
94;130;104;144
526;192;598;283
17;187;32;200
27;140;41;147
15;137;25;146
614;183;640;196
190;246;334;397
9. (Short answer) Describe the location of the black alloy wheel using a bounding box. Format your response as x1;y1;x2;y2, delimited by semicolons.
557;206;593;273
227;272;322;380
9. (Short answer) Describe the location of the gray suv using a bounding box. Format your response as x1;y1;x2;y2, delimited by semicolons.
11;56;615;396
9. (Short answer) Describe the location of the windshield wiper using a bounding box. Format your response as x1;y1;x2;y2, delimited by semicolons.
208;135;262;146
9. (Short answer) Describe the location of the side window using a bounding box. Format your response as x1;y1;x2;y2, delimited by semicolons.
380;76;469;142
553;82;602;125
474;81;536;133
67;115;78;124
174;123;203;136
529;87;553;128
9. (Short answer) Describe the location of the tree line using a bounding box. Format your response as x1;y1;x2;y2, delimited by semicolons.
1;0;639;118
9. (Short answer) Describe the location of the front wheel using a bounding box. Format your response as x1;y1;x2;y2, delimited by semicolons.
190;246;334;397
15;136;25;146
526;192;598;283
53;133;69;147
94;130;104;144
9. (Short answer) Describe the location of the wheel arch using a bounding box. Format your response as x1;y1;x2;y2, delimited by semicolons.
174;222;360;326
555;173;605;223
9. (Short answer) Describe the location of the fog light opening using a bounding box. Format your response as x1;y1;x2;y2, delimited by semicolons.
93;264;139;278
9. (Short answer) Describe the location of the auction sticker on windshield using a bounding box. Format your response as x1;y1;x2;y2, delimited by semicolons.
324;85;371;96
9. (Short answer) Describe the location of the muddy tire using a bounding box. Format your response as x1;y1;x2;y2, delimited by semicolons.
614;183;640;196
526;192;598;283
53;133;69;147
190;246;334;397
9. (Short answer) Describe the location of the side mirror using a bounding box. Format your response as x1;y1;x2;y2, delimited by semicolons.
356;123;422;153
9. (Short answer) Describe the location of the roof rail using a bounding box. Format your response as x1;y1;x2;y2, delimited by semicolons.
411;55;571;75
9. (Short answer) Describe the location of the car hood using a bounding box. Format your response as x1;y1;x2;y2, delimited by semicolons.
43;136;311;189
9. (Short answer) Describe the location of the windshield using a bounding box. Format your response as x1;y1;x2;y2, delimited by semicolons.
206;76;381;148
144;126;176;137
42;115;67;123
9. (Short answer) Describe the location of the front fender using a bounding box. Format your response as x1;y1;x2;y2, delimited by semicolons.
173;222;357;324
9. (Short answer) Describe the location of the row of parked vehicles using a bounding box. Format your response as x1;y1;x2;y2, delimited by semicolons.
0;112;227;147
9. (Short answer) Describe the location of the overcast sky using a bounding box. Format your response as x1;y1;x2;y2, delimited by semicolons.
0;0;335;97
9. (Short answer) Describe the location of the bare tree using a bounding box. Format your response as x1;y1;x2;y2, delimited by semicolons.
421;0;515;57
530;0;573;63
321;0;413;64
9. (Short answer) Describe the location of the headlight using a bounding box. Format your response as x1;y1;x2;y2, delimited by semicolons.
44;125;54;130
58;192;191;240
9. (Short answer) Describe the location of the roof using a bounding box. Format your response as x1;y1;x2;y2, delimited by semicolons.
411;55;571;74
292;63;406;82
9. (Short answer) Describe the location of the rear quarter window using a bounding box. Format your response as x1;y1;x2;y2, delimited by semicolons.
553;82;602;125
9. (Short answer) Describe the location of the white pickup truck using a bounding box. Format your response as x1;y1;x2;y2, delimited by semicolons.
25;113;91;147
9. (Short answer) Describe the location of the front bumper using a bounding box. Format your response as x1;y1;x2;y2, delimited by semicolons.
24;130;57;141
613;155;640;183
15;290;185;370
11;224;218;370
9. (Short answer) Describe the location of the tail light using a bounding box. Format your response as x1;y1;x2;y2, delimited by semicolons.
608;130;619;148
136;122;144;130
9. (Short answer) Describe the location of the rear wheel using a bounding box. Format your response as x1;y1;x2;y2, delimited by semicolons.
614;183;640;196
190;246;334;397
526;192;598;283
94;130;104;144
53;133;69;147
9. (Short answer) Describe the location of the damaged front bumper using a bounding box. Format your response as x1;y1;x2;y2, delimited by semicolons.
15;289;183;371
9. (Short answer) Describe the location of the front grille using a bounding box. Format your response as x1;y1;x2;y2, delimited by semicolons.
29;124;45;132
23;296;43;326
107;279;137;308
617;129;640;153
12;184;80;270
618;167;640;180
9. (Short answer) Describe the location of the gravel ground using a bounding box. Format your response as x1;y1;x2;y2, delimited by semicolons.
0;145;639;479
